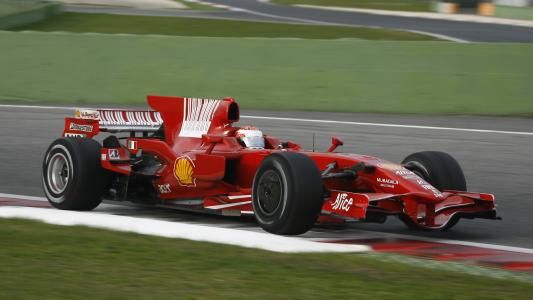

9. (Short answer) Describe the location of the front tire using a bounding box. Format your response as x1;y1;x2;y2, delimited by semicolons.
42;138;108;210
402;151;466;192
252;152;323;235
401;151;466;230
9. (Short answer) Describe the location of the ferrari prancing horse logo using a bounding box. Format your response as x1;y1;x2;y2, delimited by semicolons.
174;156;196;187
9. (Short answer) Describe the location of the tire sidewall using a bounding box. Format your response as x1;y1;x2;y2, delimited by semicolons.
402;151;466;192
252;158;291;229
42;137;105;210
252;152;322;235
42;141;77;205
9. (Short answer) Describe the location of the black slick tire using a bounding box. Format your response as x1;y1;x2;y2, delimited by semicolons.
42;137;108;210
402;151;467;192
401;151;467;230
252;152;323;235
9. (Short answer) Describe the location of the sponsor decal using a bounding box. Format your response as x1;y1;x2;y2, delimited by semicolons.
377;177;398;189
158;184;171;194
108;149;120;160
416;179;444;198
75;109;100;120
69;123;93;132
174;156;195;187
394;169;420;180
127;140;138;150
331;193;353;212
393;168;442;197
377;162;403;171
101;154;107;161
64;133;86;138
179;98;221;138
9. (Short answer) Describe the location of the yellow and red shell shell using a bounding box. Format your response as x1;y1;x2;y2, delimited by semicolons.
174;156;195;186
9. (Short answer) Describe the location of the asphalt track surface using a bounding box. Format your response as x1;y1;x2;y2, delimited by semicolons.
66;1;533;42
1;105;532;249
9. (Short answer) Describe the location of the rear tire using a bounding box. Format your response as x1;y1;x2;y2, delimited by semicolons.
252;152;323;235
402;151;466;192
42;138;108;210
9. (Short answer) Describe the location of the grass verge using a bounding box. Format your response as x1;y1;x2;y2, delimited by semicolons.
0;4;29;16
0;0;47;16
495;5;533;21
1;218;532;299
10;12;436;40
271;0;433;12
1;31;532;116
0;0;61;29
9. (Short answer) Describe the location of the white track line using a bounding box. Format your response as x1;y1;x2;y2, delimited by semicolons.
295;4;533;29
230;7;465;42
3;192;533;255
241;115;533;136
406;30;468;43
0;193;48;202
175;0;465;42
1;104;531;136
0;104;80;110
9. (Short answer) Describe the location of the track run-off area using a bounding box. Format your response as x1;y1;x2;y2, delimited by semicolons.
1;104;533;276
198;0;533;42
64;0;533;42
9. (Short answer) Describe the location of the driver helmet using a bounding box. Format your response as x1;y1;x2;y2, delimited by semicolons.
236;126;265;149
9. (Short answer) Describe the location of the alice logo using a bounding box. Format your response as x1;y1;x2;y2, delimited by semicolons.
332;193;353;212
174;156;195;186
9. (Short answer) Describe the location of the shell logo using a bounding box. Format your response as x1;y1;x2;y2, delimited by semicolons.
174;156;195;186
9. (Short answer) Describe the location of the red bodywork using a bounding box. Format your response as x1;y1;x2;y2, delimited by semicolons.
63;96;497;230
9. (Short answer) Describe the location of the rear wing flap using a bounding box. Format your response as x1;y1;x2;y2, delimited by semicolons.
63;109;163;138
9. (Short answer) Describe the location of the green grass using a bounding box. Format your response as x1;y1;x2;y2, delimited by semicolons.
0;4;27;16
0;0;49;16
271;0;433;12
1;218;532;299
1;30;532;116
11;12;435;40
495;5;533;21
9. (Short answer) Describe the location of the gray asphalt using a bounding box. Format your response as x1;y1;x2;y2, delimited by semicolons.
65;1;533;42
1;105;532;248
64;5;293;23
206;0;533;42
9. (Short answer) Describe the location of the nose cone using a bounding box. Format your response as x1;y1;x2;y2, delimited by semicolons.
375;163;444;201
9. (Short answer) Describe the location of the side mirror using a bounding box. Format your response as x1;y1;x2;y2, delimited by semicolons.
327;136;344;153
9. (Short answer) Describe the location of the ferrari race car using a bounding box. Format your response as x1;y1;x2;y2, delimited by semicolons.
42;96;498;235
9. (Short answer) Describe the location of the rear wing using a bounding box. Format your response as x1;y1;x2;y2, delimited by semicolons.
63;109;163;138
63;96;240;142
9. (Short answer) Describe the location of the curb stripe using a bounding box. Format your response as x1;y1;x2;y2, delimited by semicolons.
3;192;533;255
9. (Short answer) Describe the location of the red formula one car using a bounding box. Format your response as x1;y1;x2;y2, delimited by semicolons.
42;96;498;235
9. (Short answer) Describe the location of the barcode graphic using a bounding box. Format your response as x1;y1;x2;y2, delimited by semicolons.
179;98;220;138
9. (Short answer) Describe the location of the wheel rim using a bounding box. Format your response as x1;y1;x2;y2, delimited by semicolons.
47;152;70;195
257;170;283;216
